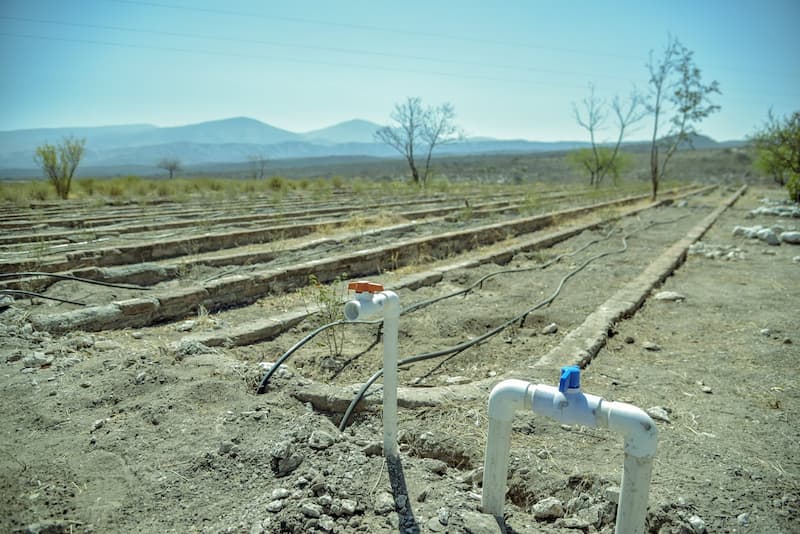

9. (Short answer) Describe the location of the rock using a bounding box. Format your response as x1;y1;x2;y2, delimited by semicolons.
532;496;564;520
556;516;592;529
270;488;290;500
135;372;147;384
374;492;395;514
218;441;235;454
701;385;713;394
654;291;685;302
647;406;671;423
5;351;23;363
422;458;448;475
270;440;304;477
177;320;197;332
171;339;214;358
265;499;284;513
68;335;94;349
624;336;635;344
425;516;447;533
437;507;450;525
604;485;621;504
760;328;771;336
457;467;483;485
541;323;558;335
91;419;106;432
688;514;706;533
577;503;606;527
794;256;800;264
460;511;504;534
677;200;688;208
441;375;470;385
564;493;593;514
362;441;382;456
330;498;357;517
21;520;69;534
94;339;121;351
258;361;293;379
643;341;661;352
300;500;322;518
308;430;335;450
131;331;144;339
737;512;749;526
21;351;52;368
317;515;335;532
756;228;780;245
780;231;800;244
732;226;747;237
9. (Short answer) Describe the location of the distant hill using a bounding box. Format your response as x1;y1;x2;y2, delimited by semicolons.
301;119;382;144
0;116;743;176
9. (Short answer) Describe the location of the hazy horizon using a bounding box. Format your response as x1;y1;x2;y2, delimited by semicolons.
1;0;798;143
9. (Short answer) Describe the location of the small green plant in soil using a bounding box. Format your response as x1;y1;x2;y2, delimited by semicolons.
299;273;348;359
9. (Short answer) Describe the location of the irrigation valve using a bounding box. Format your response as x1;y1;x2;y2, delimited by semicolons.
482;366;658;534
343;280;401;459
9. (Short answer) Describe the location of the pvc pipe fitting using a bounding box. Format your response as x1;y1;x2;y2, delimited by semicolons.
481;367;657;534
344;281;401;459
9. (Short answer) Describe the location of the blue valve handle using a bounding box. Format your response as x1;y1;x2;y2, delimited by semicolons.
559;366;581;393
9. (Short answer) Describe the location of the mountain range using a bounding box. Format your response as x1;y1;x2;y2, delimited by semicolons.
0;116;740;175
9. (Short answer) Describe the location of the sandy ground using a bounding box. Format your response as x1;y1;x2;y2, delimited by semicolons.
1;186;798;534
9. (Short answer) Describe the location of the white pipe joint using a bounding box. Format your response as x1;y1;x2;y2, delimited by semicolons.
344;281;401;459
482;366;658;534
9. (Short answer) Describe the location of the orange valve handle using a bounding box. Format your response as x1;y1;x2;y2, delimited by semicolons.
347;281;384;293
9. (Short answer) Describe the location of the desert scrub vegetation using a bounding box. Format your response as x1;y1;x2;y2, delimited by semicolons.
750;110;800;202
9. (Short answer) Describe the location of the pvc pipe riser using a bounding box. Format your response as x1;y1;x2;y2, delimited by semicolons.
481;377;657;534
344;290;401;459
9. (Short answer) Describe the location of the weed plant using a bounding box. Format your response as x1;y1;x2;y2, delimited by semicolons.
299;273;348;358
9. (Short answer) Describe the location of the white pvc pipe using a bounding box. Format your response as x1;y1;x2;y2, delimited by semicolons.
481;370;657;534
344;287;401;459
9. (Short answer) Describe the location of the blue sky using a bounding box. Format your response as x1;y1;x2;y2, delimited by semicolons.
1;0;797;142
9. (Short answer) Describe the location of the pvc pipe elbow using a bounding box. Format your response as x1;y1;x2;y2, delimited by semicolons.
602;401;658;458
488;379;534;422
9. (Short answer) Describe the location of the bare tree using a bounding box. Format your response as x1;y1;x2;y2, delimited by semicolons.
248;151;269;180
34;136;86;199
571;85;645;186
376;97;460;185
572;84;607;186
157;158;182;179
420;102;460;184
646;36;720;199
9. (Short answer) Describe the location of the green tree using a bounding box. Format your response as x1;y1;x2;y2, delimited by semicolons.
376;97;461;186
751;110;800;202
33;136;86;200
646;36;720;199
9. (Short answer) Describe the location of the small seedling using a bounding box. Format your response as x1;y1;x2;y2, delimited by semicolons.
299;273;348;358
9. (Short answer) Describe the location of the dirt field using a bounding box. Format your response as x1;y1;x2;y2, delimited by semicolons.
1;184;798;533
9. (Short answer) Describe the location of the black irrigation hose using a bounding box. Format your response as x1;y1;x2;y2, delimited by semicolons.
0;272;152;291
337;215;690;429
256;227;624;394
402;228;618;315
255;319;379;394
256;215;687;399
0;289;86;306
